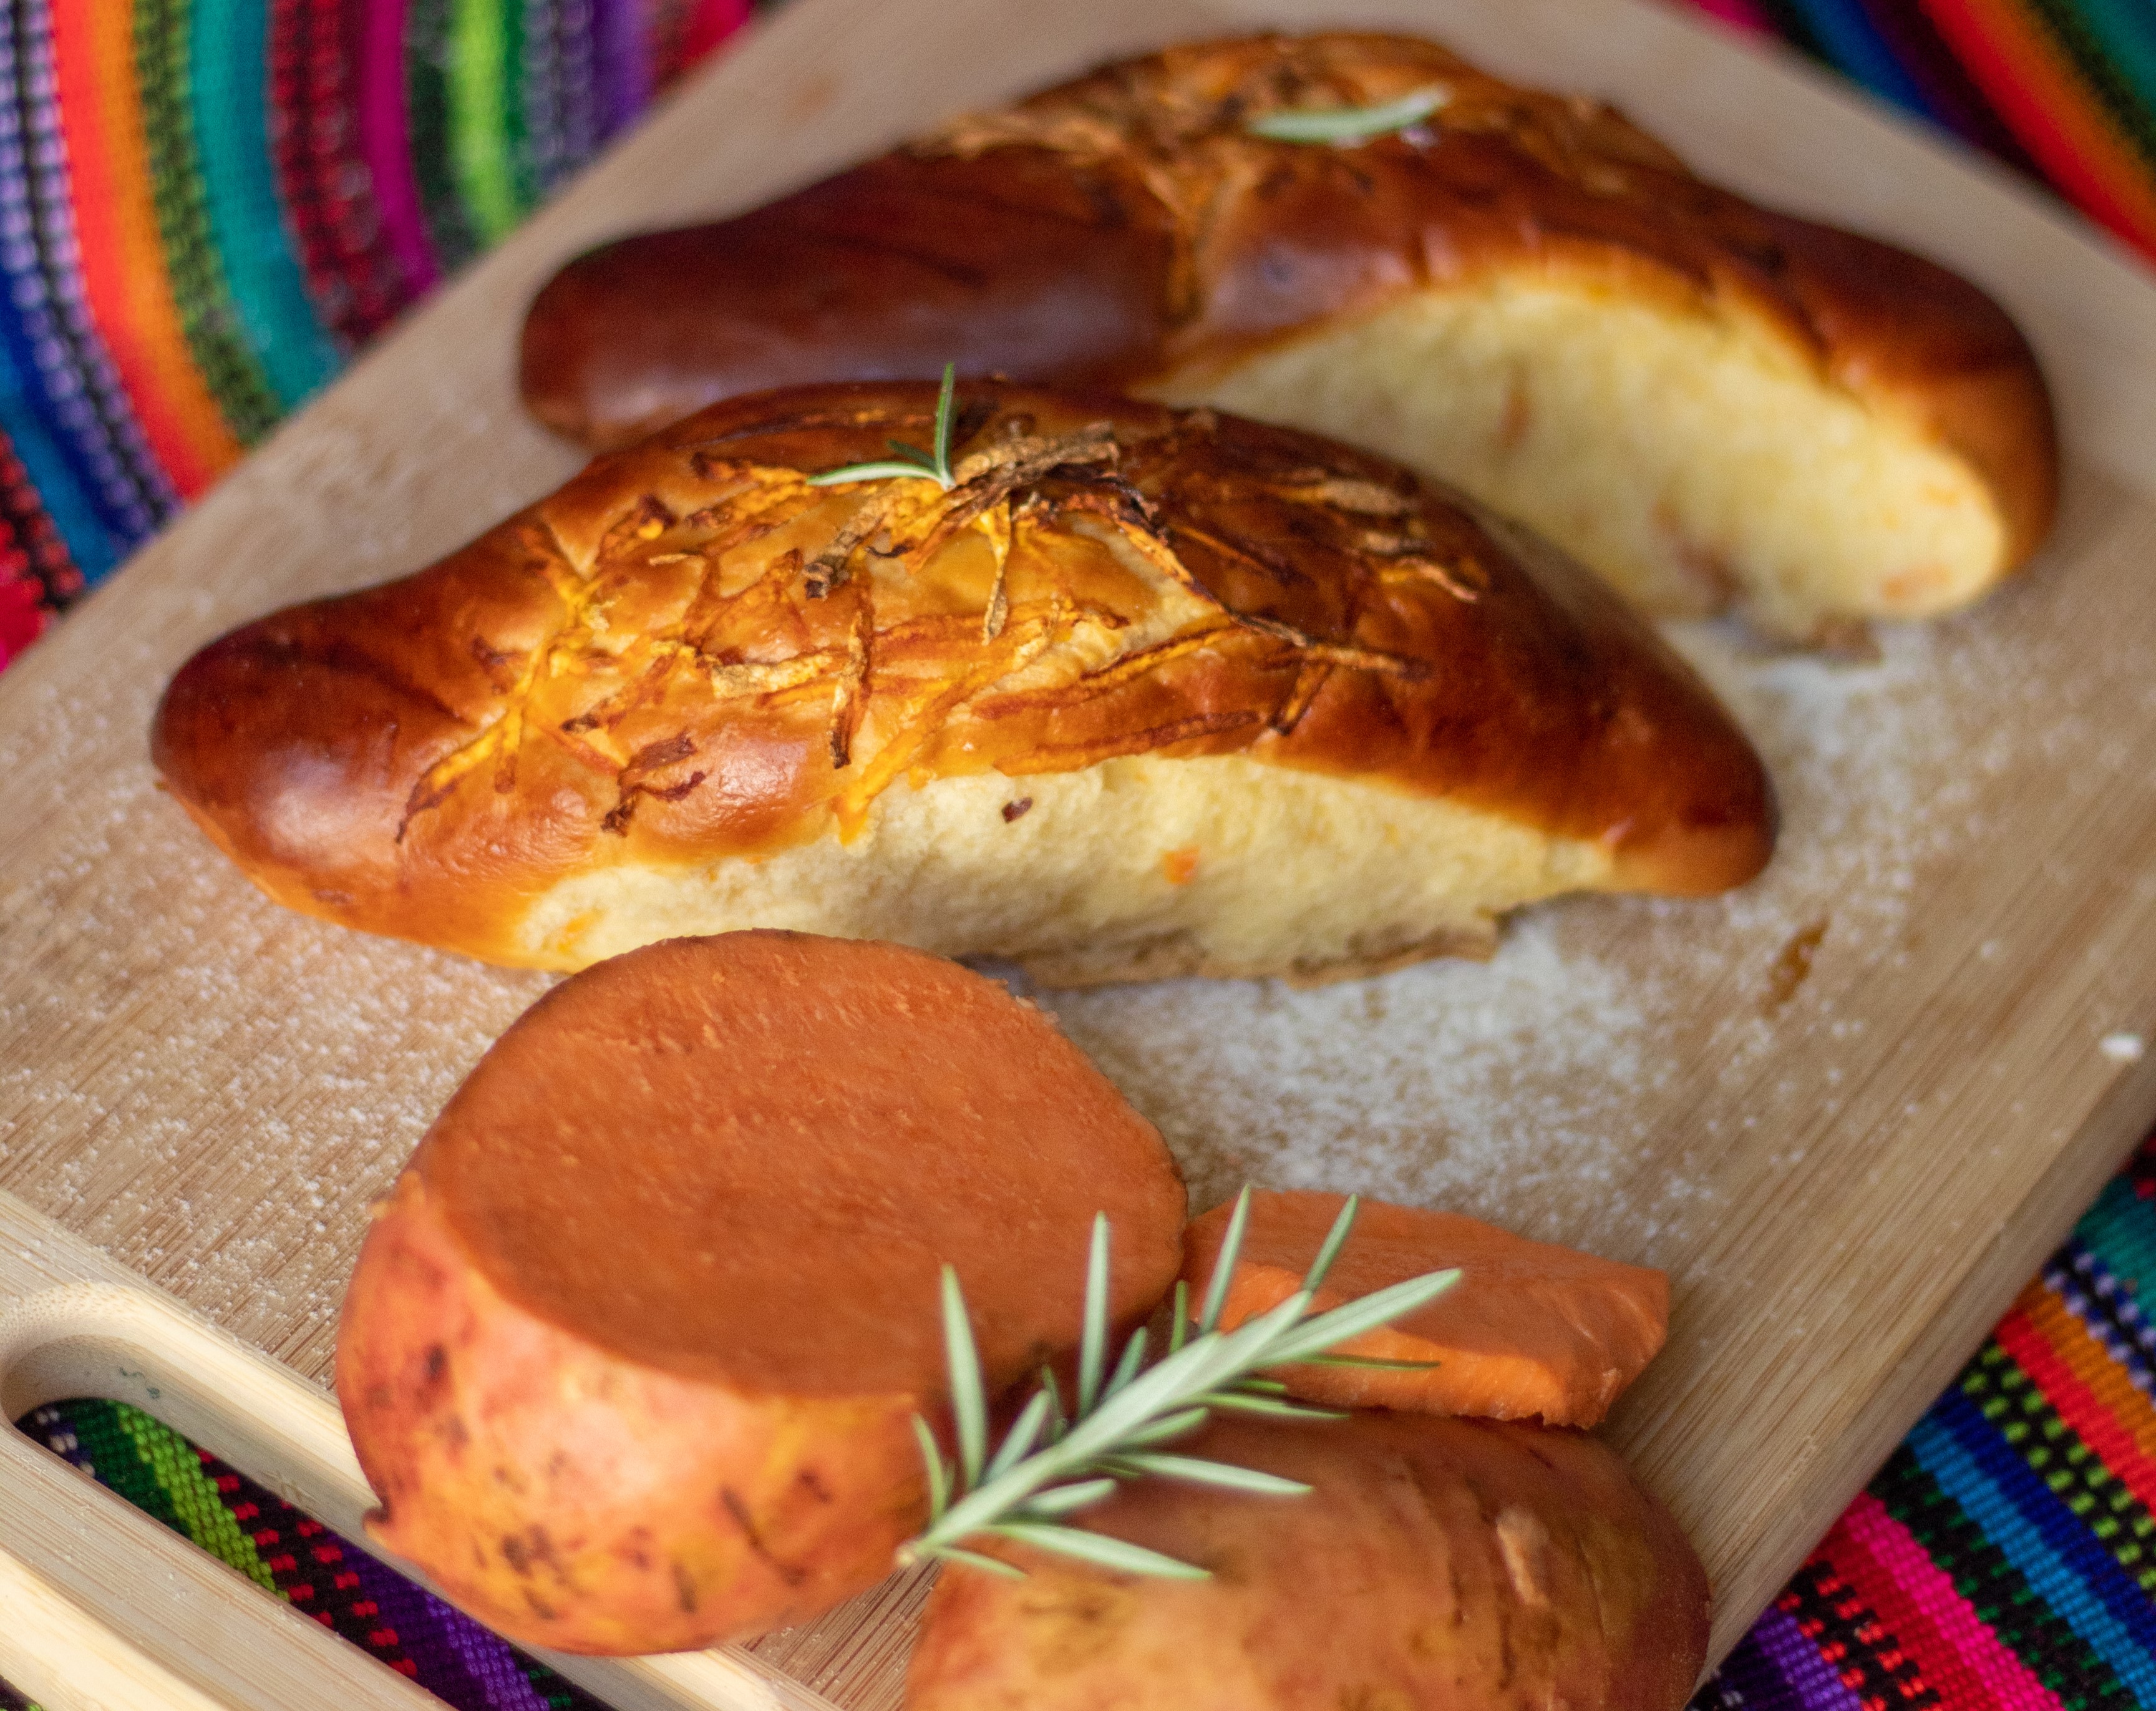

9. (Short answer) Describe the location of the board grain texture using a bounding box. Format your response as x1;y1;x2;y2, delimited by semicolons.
4;0;2156;1706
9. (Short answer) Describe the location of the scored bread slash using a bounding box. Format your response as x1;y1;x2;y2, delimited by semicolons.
1180;1189;1668;1427
333;931;1187;1655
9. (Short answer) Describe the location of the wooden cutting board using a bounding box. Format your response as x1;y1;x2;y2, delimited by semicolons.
6;0;2156;1705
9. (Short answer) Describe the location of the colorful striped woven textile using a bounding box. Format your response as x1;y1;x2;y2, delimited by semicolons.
12;1399;607;1710
1694;1133;2156;1711
7;1127;2156;1709
1683;0;2156;258
0;0;752;670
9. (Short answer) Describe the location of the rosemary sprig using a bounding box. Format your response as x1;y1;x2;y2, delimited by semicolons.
1246;86;1450;145
898;1189;1459;1580
807;362;959;489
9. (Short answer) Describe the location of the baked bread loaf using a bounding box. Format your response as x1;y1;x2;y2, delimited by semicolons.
153;381;1773;982
521;31;2057;639
338;932;1189;1652
903;1410;1711;1711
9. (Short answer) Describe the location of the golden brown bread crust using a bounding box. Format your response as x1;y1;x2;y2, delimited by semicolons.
153;381;1772;972
903;1411;1711;1711
521;31;2056;578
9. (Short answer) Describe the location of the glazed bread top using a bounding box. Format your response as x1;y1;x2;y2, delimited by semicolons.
520;31;2056;573
152;382;1772;966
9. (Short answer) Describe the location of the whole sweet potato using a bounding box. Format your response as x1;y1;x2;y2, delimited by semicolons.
905;1411;1709;1711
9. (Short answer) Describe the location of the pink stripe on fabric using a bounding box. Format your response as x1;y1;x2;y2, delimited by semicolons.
359;0;437;298
1685;0;1777;31
1840;1492;2070;1711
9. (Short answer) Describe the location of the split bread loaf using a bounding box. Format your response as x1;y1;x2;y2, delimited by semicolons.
153;381;1774;982
521;32;2057;639
903;1410;1711;1711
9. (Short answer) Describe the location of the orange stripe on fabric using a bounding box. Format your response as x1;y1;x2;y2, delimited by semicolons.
1919;0;2156;253
1996;1283;2156;1519
51;0;240;495
1835;1491;2068;1711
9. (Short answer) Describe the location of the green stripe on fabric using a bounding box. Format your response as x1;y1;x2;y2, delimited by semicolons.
189;0;340;404
1873;1429;2139;1709
450;0;521;245
407;0;480;271
2078;1178;2156;1303
1966;1340;2156;1594
2022;0;2156;168
64;1399;190;1540
109;1400;279;1592
132;0;283;444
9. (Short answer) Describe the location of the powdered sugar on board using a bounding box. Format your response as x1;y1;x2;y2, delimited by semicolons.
1039;589;2087;1269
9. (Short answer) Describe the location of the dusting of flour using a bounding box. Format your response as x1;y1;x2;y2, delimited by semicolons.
1036;615;1991;1268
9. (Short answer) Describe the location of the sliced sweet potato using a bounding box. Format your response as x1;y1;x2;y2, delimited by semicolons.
903;1410;1709;1711
336;931;1187;1654
1181;1190;1666;1426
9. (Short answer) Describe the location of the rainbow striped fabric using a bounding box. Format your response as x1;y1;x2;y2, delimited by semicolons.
1682;0;2156;260
11;1400;608;1710
0;0;750;670
1695;1134;2156;1711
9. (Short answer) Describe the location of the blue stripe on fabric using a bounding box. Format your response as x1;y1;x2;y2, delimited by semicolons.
1911;1389;2156;1699
0;322;114;580
191;0;340;407
1780;0;1944;119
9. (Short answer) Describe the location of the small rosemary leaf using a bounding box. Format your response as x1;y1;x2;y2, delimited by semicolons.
1204;1392;1348;1421
806;459;942;488
932;361;957;478
941;1265;989;1488
1198;1187;1255;1333
1294;1353;1442;1371
886;438;931;460
1263;1269;1460;1366
1230;1376;1290;1394
1167;1280;1190;1356
1104;1325;1149;1401
1079;1213;1110;1414
1114;1452;1311;1496
985;1390;1054;1483
912;1413;950;1519
927;1544;1028;1579
989;1522;1212;1581
1014;1478;1119;1518
1115;1405;1214;1448
1246;87;1449;145
1040;1366;1068;1443
1302;1194;1361;1294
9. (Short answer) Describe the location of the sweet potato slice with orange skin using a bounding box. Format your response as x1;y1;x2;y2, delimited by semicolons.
1181;1190;1666;1426
903;1411;1709;1711
337;931;1187;1654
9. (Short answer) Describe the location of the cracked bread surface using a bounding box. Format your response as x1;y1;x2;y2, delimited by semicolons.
153;382;1772;977
521;31;2056;637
